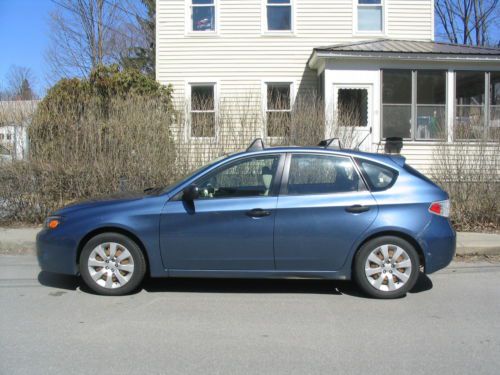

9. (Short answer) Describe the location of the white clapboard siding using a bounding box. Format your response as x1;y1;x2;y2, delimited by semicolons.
157;0;434;101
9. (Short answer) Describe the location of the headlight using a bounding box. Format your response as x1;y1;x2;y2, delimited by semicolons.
44;216;62;229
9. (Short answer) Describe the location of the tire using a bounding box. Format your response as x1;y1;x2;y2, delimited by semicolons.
79;233;146;296
353;236;420;299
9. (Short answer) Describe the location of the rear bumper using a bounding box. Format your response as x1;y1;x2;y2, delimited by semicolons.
37;229;79;275
420;217;456;274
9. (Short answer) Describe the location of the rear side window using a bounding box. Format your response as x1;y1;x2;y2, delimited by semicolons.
355;159;398;191
286;154;363;195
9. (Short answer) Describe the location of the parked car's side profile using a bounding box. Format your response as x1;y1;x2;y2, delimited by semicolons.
37;141;456;299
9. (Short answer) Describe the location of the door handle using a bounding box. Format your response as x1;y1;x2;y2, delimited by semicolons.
246;208;271;218
345;205;370;213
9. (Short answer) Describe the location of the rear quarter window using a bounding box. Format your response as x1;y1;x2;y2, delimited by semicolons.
355;159;398;192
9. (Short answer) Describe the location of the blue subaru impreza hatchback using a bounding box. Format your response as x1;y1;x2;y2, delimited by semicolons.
37;139;455;298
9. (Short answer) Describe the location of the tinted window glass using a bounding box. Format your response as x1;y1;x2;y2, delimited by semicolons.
287;155;362;195
356;159;398;191
195;155;280;199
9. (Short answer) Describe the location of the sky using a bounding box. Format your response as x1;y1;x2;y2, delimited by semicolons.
0;0;55;96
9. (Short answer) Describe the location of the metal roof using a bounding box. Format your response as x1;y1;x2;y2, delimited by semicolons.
315;39;500;56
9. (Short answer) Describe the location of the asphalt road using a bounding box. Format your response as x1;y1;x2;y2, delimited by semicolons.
1;255;499;375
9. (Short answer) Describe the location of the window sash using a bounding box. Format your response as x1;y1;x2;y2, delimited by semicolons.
266;1;292;31
357;0;383;32
191;1;215;32
190;84;216;138
382;70;447;141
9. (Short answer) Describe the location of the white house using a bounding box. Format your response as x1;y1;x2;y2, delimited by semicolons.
156;0;500;171
0;100;38;162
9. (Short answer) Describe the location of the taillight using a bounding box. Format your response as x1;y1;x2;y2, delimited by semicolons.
429;200;450;218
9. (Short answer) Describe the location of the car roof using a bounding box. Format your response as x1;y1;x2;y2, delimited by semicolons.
226;146;402;168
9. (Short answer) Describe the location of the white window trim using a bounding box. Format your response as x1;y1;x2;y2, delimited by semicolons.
185;0;219;36
261;0;296;36
353;0;387;36
261;80;296;139
185;80;219;141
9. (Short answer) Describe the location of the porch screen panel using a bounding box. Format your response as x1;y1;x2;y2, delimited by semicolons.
455;71;485;139
382;70;412;139
490;72;500;140
416;70;446;140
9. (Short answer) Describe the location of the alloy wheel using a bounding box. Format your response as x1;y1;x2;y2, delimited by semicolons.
364;244;412;292
87;242;135;289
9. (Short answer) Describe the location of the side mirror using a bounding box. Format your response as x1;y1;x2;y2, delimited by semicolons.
182;184;199;202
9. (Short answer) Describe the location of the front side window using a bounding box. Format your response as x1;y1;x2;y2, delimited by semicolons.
191;0;215;32
286;154;362;195
191;84;215;137
195;155;281;199
357;0;383;32
266;0;292;31
266;83;292;137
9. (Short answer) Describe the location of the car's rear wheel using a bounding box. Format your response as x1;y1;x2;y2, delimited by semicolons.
79;233;146;296
354;236;420;299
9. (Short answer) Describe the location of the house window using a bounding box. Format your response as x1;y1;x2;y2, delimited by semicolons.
357;0;383;32
417;70;447;140
190;84;215;137
382;70;412;139
266;0;292;31
489;72;500;139
0;134;4;140
455;71;485;139
338;89;368;127
190;0;215;32
6;134;11;141
382;69;447;141
266;83;292;137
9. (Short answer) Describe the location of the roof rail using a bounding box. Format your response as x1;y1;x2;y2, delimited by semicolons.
318;138;342;150
247;138;265;152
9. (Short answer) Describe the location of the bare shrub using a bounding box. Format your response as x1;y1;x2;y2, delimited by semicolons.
430;125;500;231
0;96;176;223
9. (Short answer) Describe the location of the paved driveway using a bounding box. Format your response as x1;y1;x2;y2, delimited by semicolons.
1;255;499;375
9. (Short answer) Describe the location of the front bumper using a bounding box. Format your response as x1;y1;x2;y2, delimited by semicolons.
37;229;79;275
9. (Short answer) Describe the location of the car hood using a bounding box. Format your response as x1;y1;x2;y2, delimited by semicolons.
52;190;156;216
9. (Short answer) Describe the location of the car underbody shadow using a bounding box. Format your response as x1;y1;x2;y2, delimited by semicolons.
143;277;344;295
37;271;433;298
38;271;80;291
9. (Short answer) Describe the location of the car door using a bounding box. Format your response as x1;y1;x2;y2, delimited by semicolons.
274;153;378;271
160;154;284;271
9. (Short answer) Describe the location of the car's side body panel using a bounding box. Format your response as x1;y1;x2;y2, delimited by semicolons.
160;196;278;271
274;192;378;271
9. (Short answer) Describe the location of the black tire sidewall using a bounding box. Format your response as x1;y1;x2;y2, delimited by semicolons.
354;236;420;299
79;233;146;296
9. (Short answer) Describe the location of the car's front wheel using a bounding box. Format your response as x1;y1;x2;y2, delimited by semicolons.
354;236;420;299
79;233;146;296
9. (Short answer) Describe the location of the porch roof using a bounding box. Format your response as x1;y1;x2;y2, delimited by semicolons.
309;39;500;69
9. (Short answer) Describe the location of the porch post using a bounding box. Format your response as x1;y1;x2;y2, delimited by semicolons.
446;70;455;143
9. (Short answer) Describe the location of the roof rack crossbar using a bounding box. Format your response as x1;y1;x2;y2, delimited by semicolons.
318;138;342;150
247;138;265;152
